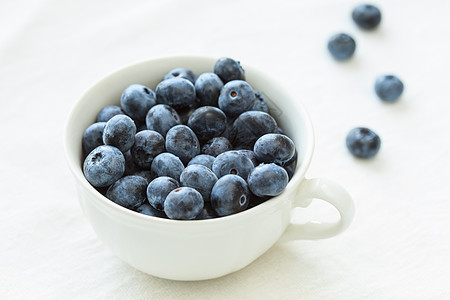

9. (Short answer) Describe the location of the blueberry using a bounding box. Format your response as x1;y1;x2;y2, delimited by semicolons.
346;127;381;159
187;106;227;141
327;33;356;60
218;80;256;118
96;105;125;122
130;130;165;169
106;175;148;210
195;202;218;220
236;149;259;167
214;57;245;83
253;133;296;165
147;176;180;211
165;125;200;165
247;163;288;197
83;145;125;187
195;72;224;106
146;104;181;137
210;174;249;217
151;152;185;181
212;150;254;180
180;164;218;202
137;203;167;218
155;77;196;109
201;137;232;157
374;75;404;102
352;4;382;30
103;115;136;153
187;154;215;170
164;187;204;220
120;84;156;122
230;111;278;149
163;67;197;84
82;122;106;155
251;91;269;113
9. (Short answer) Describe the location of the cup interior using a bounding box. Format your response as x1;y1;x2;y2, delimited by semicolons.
64;55;315;224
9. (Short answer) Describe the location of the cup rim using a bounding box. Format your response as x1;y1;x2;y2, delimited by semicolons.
63;55;315;228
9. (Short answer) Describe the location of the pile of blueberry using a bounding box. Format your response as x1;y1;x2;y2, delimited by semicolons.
82;57;297;220
327;4;405;159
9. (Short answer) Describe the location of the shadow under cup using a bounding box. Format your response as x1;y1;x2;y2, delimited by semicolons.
64;56;333;281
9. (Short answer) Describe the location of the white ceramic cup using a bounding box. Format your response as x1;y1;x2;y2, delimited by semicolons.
64;56;355;281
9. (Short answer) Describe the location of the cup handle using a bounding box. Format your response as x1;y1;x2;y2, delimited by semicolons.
281;178;355;241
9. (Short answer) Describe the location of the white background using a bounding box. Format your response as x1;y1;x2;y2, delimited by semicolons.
1;0;450;299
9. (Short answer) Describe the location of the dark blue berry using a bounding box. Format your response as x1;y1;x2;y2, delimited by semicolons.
106;175;148;210
201;137;232;157
180;164;218;202
120;84;156;122
210;174;249;217
83;145;125;187
352;4;382;30
187;106;227;141
130;130;165;169
137;203;167;218
195;72;224;107
147;176;180;211
96;105;125;122
328;33;356;60
247;163;288;197
155;77;196;109
218;80;256;118
214;57;245;83
346;127;381;159
187;154;215;170
163;67;197;84
251;91;269;113
146;104;181;137
374;75;404;102
103;115;136;153
151;152;185;181
253;133;296;165
164;187;204;220
230;111;278;149
212;150;254;180
236;149;260;167
82;122;106;155
165;125;200;165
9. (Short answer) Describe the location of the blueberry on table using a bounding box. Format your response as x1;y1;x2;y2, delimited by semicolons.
180;164;218;202
155;77;196;110
146;104;181;137
164;187;204;220
346;127;381;159
151;152;185;181
120;84;156;122
82;122;106;155
210;174;249;217
218;80;256;118
96;105;125;122
106;175;148;210
130;130;165;169
165;125;200;165
212;150;254;180
187;154;215;170
375;75;404;102
201;137;232;157
247;163;289;197
147;176;180;211
253;133;296;166
187;106;227;141
327;33;356;60
195;72;224;107
83;145;125;187
214;57;245;83
352;4;382;30
137;203;167;218
103;115;137;153
230;111;278;149
163;67;197;84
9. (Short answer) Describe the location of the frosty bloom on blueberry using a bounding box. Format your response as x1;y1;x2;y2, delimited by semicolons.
80;57;298;220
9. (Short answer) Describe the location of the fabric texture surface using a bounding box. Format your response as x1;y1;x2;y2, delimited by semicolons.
1;0;450;299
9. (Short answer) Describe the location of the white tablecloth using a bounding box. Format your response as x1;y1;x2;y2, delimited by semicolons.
2;0;450;299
